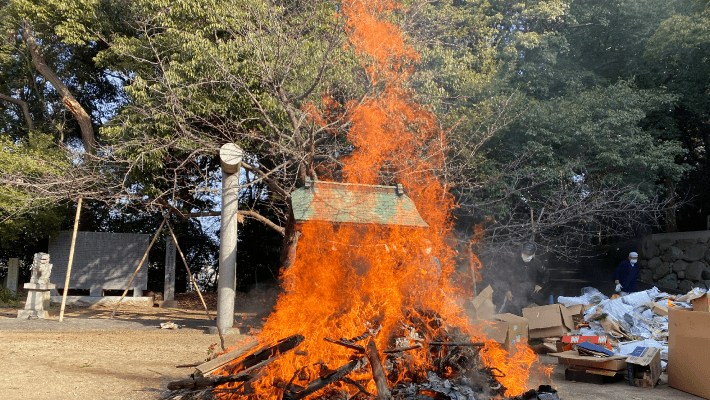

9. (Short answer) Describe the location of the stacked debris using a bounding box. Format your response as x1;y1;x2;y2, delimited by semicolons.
529;286;710;389
163;311;559;400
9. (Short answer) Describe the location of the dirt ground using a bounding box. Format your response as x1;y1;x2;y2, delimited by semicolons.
0;291;704;400
0;291;271;400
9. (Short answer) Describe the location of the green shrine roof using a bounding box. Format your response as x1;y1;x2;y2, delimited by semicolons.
291;180;428;228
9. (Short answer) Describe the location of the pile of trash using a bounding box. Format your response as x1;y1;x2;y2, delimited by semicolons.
556;286;709;369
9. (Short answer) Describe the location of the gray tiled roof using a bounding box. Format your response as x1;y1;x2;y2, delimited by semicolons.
291;180;428;227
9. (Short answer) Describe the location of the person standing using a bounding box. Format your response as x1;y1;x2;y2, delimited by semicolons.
614;251;640;296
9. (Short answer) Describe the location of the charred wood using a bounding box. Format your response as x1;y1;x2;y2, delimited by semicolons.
282;357;367;400
341;377;373;398
365;338;392;400
383;344;422;354
194;338;259;375
324;337;366;353
218;334;304;376
168;335;304;391
167;358;261;390
347;331;372;343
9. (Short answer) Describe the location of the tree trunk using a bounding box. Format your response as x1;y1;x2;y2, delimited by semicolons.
20;20;95;154
280;210;301;270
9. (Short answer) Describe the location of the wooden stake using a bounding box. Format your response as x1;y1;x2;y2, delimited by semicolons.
164;218;225;350
109;215;167;319
59;198;82;322
164;219;212;320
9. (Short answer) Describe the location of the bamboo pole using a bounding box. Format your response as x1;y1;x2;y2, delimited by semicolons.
109;216;167;319
165;219;226;350
164;219;213;320
59;198;82;322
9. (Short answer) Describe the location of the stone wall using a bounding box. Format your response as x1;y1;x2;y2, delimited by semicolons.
638;230;710;292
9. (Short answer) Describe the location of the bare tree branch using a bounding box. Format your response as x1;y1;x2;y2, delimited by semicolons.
0;93;34;130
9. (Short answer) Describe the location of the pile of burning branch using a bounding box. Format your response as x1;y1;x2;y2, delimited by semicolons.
164;314;560;400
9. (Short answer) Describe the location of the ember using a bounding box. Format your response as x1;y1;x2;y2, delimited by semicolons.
167;0;551;398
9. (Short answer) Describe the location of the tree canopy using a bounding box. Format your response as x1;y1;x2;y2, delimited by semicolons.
1;0;708;284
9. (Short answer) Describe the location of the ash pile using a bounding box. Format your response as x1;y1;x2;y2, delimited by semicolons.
164;314;559;400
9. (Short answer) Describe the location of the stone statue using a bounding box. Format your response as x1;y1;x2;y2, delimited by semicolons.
18;252;55;319
29;252;53;285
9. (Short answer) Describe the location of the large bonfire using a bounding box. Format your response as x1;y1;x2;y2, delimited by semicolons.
210;0;549;398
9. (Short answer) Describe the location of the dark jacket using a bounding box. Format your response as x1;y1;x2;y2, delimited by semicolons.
614;259;640;292
483;255;551;314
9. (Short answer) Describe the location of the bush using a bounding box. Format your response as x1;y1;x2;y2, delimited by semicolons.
0;287;20;307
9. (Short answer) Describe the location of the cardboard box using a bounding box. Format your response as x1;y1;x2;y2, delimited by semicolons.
565;304;591;327
692;293;710;312
493;313;528;353
565;303;595;316
669;308;710;399
549;350;627;371
522;304;574;339
626;347;661;388
560;335;612;351
650;302;669;316
470;313;529;354
468;285;496;321
565;304;584;316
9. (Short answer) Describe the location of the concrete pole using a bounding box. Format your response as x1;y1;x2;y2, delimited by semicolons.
217;143;244;333
162;236;177;308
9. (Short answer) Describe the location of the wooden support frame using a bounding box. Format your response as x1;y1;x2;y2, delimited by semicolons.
109;215;167;319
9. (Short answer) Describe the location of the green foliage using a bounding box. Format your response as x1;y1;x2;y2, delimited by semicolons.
1;0;707;268
645;0;710;62
95;0;358;206
0;132;70;248
520;82;686;192
0;286;21;307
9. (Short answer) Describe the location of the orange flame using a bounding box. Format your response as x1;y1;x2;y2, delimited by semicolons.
216;0;543;398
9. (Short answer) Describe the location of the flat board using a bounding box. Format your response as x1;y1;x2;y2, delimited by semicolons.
48;231;150;292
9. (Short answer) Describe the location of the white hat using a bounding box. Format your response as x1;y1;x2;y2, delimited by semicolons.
629;252;638;258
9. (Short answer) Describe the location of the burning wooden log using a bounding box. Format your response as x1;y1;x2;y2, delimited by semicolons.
193;338;258;376
341;377;373;398
167;357;269;390
365;337;392;400
382;343;423;354
218;334;305;375
324;337;366;353
167;334;304;392
282;357;368;400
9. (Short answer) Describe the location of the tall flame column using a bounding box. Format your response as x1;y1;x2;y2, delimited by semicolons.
217;143;244;333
